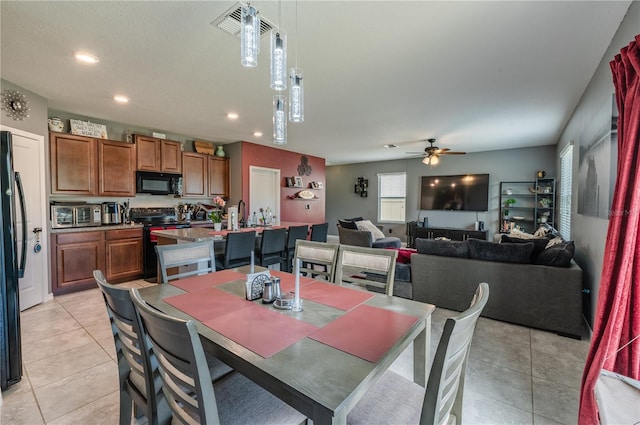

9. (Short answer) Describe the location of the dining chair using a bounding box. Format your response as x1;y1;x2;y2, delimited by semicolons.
129;288;307;425
215;230;256;270
334;244;398;296
155;240;215;284
347;282;490;425
310;222;329;242
94;270;171;425
294;240;339;281
283;225;309;272
256;227;287;268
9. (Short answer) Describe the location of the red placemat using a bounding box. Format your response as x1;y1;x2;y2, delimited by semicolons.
169;270;245;292
164;287;252;322
309;304;420;362
300;281;373;311
270;270;315;293
204;305;318;358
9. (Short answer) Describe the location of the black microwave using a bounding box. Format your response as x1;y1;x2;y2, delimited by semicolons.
136;171;182;196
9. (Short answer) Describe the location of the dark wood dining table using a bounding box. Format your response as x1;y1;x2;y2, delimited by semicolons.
138;265;435;425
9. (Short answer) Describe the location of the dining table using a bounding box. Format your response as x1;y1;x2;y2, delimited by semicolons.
138;265;435;425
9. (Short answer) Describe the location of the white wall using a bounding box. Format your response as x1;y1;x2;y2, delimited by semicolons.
327;145;556;241
555;1;639;325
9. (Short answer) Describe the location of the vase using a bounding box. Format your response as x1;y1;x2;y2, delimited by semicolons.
214;222;222;231
215;146;225;157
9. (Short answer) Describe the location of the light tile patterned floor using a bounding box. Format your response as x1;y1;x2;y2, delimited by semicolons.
1;279;590;424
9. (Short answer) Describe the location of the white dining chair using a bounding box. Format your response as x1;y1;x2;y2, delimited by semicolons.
294;239;339;281
155;240;215;283
347;282;490;425
334;244;398;295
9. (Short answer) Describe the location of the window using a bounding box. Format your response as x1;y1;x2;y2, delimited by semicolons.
559;145;573;240
378;172;406;223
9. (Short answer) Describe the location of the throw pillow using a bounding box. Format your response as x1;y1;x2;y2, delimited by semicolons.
500;235;549;259
546;236;564;248
468;238;533;264
355;220;385;240
338;219;359;230
415;238;469;258
506;228;538;239
386;248;417;264
534;241;575;267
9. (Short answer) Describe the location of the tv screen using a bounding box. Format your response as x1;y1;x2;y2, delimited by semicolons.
420;174;489;211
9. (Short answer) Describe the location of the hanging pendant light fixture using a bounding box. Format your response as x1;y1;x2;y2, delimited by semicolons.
270;29;287;90
240;3;260;67
289;68;304;122
289;0;304;122
273;95;287;144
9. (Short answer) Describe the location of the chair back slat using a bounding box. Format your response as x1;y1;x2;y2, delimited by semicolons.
334;245;397;295
294;240;339;282
155;241;215;284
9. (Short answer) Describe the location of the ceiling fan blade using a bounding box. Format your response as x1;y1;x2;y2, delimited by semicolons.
440;151;466;155
434;148;450;153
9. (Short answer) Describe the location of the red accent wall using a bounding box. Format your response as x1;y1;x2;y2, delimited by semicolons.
241;142;326;224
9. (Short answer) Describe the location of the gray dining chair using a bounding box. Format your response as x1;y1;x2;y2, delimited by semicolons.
347;282;490;425
294;239;339;282
310;222;329;242
256;227;287;268
334;244;398;296
155;240;215;284
129;288;307;425
94;270;171;425
283;225;309;272
215;230;256;270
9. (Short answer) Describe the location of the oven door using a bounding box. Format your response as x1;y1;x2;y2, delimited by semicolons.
51;206;73;228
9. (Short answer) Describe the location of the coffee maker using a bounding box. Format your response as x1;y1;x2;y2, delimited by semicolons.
102;202;123;225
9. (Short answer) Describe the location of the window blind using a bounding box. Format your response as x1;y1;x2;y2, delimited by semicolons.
559;145;573;241
378;172;406;222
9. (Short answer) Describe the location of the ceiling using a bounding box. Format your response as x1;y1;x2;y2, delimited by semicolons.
0;1;632;165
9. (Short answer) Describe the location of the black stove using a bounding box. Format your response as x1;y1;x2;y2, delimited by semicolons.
131;208;191;281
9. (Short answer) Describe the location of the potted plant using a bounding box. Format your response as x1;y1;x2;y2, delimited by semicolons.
504;198;516;216
208;196;226;231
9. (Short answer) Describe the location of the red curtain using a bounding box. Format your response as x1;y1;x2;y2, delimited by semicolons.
579;34;640;424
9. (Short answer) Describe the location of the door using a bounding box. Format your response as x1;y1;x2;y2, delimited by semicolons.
249;166;281;222
1;126;49;310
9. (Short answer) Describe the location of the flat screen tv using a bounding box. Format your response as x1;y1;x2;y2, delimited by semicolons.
420;174;489;211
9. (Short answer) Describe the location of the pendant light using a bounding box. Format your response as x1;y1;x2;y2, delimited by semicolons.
273;95;287;144
289;1;304;122
270;29;287;90
240;4;260;68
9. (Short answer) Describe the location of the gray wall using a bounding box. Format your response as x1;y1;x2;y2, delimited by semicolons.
327;145;557;241
554;1;639;325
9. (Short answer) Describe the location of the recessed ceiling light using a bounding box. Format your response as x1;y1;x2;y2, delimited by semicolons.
227;112;239;120
113;95;129;104
74;51;99;64
384;144;398;149
253;131;263;137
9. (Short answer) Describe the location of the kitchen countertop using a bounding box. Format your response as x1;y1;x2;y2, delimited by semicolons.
152;227;220;242
50;223;144;234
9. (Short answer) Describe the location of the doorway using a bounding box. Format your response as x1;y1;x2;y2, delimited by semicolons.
249;166;281;223
1;126;50;310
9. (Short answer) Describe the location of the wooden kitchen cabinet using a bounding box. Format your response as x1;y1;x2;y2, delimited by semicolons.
105;228;143;281
135;135;182;173
208;156;229;197
98;139;136;196
51;231;105;294
181;153;229;198
50;132;97;195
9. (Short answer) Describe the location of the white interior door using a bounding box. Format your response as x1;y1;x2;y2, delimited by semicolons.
249;166;281;223
2;126;50;310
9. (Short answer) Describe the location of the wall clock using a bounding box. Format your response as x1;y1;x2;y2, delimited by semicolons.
1;89;30;121
537;170;546;178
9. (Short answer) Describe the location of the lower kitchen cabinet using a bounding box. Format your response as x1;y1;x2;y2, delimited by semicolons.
51;228;143;295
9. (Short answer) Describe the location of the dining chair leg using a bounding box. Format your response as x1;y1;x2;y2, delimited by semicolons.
119;389;133;425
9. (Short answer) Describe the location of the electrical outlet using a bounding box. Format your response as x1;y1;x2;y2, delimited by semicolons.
305;204;310;210
389;228;392;233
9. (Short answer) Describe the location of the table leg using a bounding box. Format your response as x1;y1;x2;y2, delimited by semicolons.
413;316;431;387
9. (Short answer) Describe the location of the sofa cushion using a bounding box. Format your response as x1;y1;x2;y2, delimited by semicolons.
338;219;359;230
386;248;416;264
500;235;549;259
415;238;469;258
534;241;575;267
372;237;401;249
468;239;533;264
355;219;385;240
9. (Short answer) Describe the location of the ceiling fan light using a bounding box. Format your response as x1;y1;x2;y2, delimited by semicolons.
422;156;430;165
431;155;440;165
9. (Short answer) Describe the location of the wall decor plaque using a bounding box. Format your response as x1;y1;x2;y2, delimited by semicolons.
70;119;108;139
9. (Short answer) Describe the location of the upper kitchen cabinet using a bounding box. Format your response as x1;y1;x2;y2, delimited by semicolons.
50;132;98;195
50;132;137;197
134;135;182;173
181;152;229;198
98;139;136;196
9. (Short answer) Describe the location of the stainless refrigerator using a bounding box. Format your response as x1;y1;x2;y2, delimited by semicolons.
0;130;27;390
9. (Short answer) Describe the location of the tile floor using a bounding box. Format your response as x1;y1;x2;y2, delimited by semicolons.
1;279;590;425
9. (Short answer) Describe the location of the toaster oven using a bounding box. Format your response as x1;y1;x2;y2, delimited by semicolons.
51;204;102;228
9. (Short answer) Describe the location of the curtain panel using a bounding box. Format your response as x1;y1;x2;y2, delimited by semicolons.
579;34;640;424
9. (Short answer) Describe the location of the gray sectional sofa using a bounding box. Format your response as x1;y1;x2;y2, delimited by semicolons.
410;239;584;338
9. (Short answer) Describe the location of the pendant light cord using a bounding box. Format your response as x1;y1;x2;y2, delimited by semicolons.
295;0;299;68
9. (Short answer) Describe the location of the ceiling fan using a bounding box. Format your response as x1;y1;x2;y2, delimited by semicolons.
407;138;466;166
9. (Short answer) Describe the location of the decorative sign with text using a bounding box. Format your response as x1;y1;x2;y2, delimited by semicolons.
70;119;108;139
